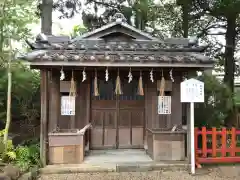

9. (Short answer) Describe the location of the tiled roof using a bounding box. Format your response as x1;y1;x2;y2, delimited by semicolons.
20;13;213;68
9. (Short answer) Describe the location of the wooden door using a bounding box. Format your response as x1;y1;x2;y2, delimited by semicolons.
118;78;145;148
90;77;145;149
91;79;117;149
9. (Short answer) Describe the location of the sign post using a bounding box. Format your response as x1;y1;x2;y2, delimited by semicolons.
180;78;204;175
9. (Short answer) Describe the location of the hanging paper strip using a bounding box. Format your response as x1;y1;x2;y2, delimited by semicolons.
105;67;109;81
128;67;133;83
60;67;65;81
158;96;171;114
150;69;154;83
82;67;86;82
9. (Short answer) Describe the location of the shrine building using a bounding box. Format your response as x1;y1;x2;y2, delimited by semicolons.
20;13;213;165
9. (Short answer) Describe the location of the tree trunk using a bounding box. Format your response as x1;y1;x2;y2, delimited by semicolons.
3;39;12;147
223;16;236;92
182;3;189;38
223;15;237;126
41;0;53;34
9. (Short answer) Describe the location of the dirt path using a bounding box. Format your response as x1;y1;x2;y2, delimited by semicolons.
38;166;240;180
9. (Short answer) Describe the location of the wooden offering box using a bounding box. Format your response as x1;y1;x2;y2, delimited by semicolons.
147;129;186;161
48;129;84;164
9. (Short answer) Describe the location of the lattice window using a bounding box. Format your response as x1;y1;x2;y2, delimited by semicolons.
61;96;75;115
158;96;171;114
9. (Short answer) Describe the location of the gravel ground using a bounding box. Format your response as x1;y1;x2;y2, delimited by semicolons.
38;167;240;180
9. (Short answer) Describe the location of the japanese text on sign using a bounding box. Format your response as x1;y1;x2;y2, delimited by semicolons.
180;78;204;103
61;96;75;115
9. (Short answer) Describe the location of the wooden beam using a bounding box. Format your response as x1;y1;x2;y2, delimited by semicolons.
49;69;60;132
40;70;48;166
28;61;214;68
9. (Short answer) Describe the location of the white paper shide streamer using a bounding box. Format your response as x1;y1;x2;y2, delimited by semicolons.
128;67;133;83
169;69;174;82
105;67;109;81
150;68;154;83
60;68;65;81
82;68;86;82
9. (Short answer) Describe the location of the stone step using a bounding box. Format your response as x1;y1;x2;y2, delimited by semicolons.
40;162;189;174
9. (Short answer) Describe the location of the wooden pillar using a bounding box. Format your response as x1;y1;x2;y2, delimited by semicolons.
85;78;91;151
49;69;60;132
75;72;91;150
75;74;91;129
40;69;48;166
75;71;81;129
145;80;156;130
86;78;91;125
70;71;77;129
144;79;149;150
152;82;158;129
171;75;182;127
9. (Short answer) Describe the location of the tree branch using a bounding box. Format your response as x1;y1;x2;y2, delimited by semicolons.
85;0;119;9
196;21;226;38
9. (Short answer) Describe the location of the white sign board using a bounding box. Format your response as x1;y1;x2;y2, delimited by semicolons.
158;96;171;114
181;78;204;103
61;96;75;115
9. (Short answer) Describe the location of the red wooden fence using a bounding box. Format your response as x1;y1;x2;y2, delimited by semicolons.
195;127;240;165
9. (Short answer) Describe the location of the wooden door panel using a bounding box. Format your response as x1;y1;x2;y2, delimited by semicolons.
91;100;116;109
119;128;131;147
91;108;116;127
119;106;144;127
118;107;144;148
118;109;131;128
132;127;144;146
91;128;103;148
119;100;145;109
131;109;144;127
91;108;116;149
104;128;117;148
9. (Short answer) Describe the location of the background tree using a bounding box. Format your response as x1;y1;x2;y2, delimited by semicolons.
195;74;233;127
192;0;240;92
0;0;40;138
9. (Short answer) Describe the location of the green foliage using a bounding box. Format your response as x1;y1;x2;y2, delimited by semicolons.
0;62;40;122
195;74;233;127
15;142;40;172
234;89;240;106
71;25;88;38
0;129;16;162
0;0;40;126
0;0;38;50
0;130;40;172
79;0;158;31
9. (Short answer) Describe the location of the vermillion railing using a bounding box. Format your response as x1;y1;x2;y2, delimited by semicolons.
195;127;240;165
